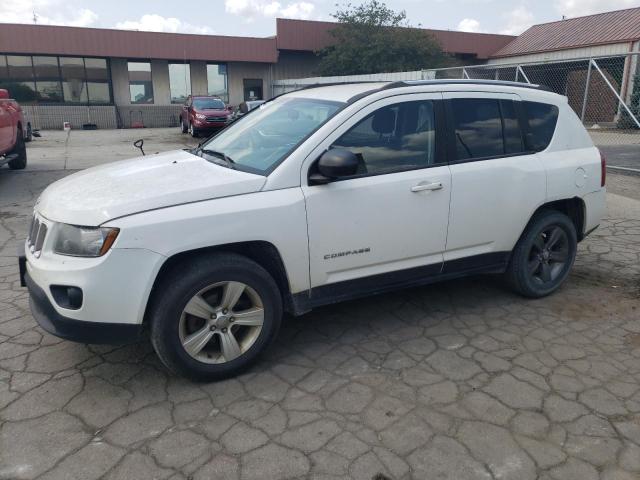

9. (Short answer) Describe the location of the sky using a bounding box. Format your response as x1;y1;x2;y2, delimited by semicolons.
2;0;640;37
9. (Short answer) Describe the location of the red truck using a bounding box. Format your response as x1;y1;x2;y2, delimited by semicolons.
0;88;29;170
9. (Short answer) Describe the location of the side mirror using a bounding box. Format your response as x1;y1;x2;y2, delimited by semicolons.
0;89;9;99
310;149;359;185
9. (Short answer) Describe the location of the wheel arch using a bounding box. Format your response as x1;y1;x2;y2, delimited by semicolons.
144;241;295;324
529;197;586;241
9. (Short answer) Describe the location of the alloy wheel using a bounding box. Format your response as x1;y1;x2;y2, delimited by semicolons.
179;281;264;364
528;225;569;285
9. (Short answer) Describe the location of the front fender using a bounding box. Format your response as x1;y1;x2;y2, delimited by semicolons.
109;189;310;294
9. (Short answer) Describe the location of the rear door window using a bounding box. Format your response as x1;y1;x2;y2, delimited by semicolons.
450;98;504;160
522;101;559;152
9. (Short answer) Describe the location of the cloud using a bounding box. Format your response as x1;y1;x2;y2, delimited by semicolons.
115;14;214;34
500;6;535;35
225;0;316;21
554;0;638;17
457;18;483;33
1;0;97;27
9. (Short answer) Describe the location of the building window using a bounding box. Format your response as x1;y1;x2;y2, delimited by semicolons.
0;54;112;104
85;58;111;104
4;56;37;103
169;63;191;104
33;56;63;103
128;62;153;104
60;57;88;103
207;64;228;102
243;79;263;101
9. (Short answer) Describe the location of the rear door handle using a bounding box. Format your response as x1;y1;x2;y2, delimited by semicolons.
411;182;443;193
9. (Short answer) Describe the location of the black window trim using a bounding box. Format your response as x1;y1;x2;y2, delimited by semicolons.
308;99;449;185
444;98;542;165
517;100;560;153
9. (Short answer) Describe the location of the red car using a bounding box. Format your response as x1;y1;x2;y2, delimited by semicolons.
180;95;233;138
0;88;29;170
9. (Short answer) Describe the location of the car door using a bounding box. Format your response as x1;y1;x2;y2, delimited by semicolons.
442;92;546;271
301;94;451;298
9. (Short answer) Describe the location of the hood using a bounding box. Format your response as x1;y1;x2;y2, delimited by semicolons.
198;108;229;114
36;150;266;226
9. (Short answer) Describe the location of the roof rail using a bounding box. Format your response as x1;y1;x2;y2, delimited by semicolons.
347;79;550;103
383;79;547;90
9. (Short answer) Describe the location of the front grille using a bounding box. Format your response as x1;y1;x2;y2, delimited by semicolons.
27;215;47;257
206;116;227;122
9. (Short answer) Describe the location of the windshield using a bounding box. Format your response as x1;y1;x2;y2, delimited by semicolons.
198;97;344;175
193;98;225;110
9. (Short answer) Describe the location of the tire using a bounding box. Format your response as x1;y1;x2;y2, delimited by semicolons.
8;129;27;170
24;124;33;142
505;210;577;298
180;118;188;134
189;123;199;138
149;252;283;381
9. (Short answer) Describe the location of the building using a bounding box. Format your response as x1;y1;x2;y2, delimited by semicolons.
489;7;640;125
0;19;514;129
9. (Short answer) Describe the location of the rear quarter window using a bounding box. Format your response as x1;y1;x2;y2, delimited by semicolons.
523;101;559;152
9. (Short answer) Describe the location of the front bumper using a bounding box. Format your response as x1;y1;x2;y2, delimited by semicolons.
23;269;142;344
19;227;165;344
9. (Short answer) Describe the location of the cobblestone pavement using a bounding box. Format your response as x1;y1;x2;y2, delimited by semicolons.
1;138;640;479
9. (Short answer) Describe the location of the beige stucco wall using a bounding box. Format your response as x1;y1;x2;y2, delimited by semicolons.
227;62;272;105
190;61;208;96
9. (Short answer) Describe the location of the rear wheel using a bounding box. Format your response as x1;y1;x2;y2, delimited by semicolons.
505;210;577;298
8;129;27;170
149;253;282;381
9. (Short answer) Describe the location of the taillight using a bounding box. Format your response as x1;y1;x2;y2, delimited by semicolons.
599;149;606;187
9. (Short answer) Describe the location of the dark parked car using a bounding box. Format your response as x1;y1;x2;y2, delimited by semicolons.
180;95;233;137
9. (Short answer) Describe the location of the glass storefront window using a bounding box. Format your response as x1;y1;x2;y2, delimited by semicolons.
207;64;228;102
33;56;62;102
60;57;87;103
169;63;191;104
0;54;112;104
128;62;153;104
5;56;36;103
84;58;110;104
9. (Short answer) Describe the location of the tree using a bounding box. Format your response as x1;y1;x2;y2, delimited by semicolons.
316;0;452;76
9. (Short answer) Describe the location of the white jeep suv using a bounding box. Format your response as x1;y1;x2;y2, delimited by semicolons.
20;80;606;380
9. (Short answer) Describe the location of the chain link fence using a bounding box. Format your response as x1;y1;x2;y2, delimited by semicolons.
272;53;640;148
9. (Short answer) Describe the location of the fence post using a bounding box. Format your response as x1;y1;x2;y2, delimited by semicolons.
581;60;593;122
517;65;531;84
591;58;640;129
462;68;469;79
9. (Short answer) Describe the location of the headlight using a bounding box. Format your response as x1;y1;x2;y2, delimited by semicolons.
53;224;119;257
195;113;207;120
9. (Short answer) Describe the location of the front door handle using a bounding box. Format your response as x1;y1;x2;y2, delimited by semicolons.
411;182;443;193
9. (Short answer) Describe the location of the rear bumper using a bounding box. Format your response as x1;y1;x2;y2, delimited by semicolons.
24;269;142;344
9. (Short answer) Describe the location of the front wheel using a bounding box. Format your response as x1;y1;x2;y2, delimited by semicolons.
189;123;199;138
149;253;282;381
505;210;577;298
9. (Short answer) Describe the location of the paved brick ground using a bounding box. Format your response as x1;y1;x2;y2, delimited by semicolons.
0;130;639;479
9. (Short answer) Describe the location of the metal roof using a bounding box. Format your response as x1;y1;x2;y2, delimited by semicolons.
276;18;515;59
493;7;640;58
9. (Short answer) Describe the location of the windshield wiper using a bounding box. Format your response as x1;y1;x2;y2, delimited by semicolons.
197;148;236;169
